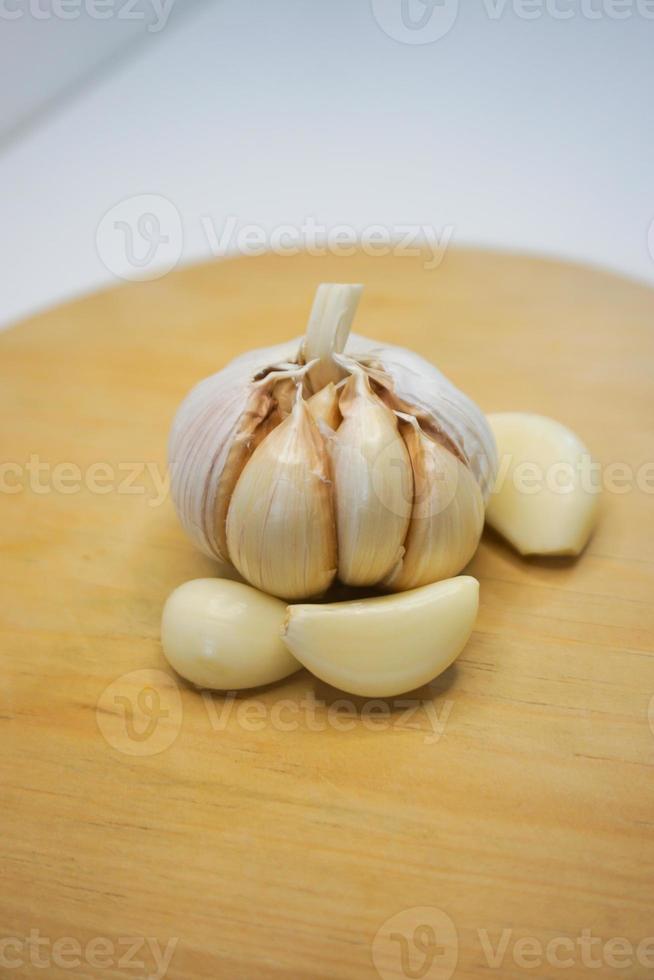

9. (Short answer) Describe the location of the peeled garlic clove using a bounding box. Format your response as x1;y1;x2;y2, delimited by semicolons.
161;578;301;690
384;421;484;591
332;372;412;586
282;576;479;697
485;412;600;556
226;396;337;600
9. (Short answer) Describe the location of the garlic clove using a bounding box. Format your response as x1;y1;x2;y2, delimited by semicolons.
332;372;413;586
354;341;498;503
212;382;290;559
307;382;341;431
161;578;301;690
226;396;337;600
384;421;484;591
271;376;297;418
485;412;600;556
282;576;479;697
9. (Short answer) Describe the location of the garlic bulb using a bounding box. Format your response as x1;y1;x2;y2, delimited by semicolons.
169;284;497;600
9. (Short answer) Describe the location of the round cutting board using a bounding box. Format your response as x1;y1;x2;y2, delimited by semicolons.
2;250;654;980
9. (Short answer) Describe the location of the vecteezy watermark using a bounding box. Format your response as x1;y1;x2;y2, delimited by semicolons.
372;907;459;980
0;931;178;978
96;669;183;756
95;193;454;281
201;215;453;271
478;928;654;971
2;453;654;507
0;0;175;30
372;908;654;978
0;455;170;507
96;671;455;756
202;690;454;745
485;0;654;20
648;216;654;267
370;0;460;44
370;0;654;44
96;195;184;282
489;452;654;497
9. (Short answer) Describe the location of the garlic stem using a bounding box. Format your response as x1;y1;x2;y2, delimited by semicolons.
304;283;363;392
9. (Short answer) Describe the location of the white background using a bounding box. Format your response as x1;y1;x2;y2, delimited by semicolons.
1;0;653;329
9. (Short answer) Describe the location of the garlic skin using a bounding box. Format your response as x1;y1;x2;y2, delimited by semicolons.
169;284;497;599
282;576;479;697
485;412;599;556
161;578;300;689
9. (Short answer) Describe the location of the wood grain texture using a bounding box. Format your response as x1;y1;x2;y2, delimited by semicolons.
1;249;654;980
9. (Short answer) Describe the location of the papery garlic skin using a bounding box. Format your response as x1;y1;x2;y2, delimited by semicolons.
357;343;496;501
169;284;497;599
169;339;302;561
282;576;479;697
161;578;301;689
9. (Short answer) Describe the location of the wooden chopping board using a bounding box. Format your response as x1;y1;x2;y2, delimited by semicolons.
1;249;654;980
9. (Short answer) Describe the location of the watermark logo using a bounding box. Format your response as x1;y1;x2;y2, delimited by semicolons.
96;669;183;756
370;0;460;43
0;455;169;506
372;907;458;980
204;690;453;744
0;931;177;978
96;194;183;281
95;204;454;281
199;215;453;270
2;452;654;506
372;911;654;974
0;0;175;29
477;927;654;970
371;0;654;42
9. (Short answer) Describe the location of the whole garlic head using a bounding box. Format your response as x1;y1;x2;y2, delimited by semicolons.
169;284;497;600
